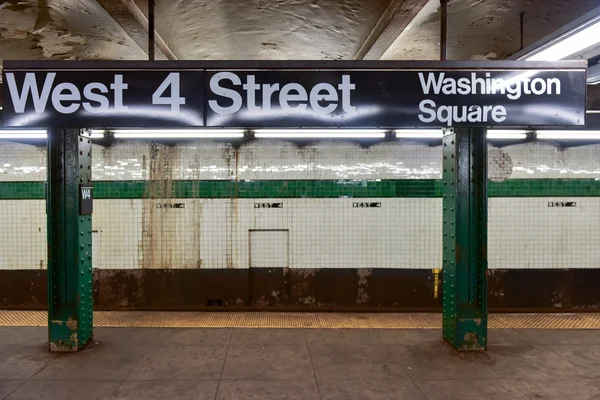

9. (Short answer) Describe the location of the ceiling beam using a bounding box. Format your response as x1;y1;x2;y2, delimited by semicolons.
354;0;429;60
95;0;176;60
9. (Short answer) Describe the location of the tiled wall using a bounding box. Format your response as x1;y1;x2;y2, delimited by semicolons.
1;139;599;270
0;200;46;270
489;197;600;269
92;140;442;181
0;143;46;181
93;198;441;270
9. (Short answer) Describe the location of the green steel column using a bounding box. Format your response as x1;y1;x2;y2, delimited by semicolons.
47;128;93;352
441;127;488;351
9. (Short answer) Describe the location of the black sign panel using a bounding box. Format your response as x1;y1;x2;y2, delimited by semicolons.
2;61;586;128
2;70;203;128
206;70;586;127
80;185;93;215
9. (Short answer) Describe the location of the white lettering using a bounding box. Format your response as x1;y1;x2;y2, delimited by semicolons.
418;72;562;102
309;83;338;114
110;74;128;111
6;72;55;113
441;78;456;95
51;82;80;114
467;105;482;122
262;84;280;111
492;105;507;122
547;78;561;95
279;83;308;111
523;78;532;94
491;78;506;95
418;72;444;95
530;78;546;95
437;105;452;125
82;82;109;113
209;72;243;114
482;105;493;122
152;73;185;112
506;81;521;100
207;72;355;115
418;101;509;126
471;72;485;94
453;105;467;122
457;78;470;95
338;75;356;112
243;75;261;111
418;99;437;123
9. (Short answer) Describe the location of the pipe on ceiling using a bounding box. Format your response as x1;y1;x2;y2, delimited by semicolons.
148;0;155;60
520;12;525;51
440;0;448;60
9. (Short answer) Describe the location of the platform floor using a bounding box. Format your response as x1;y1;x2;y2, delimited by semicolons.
1;322;600;399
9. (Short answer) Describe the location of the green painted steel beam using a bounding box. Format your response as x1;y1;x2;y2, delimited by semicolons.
441;127;488;351
47;129;93;352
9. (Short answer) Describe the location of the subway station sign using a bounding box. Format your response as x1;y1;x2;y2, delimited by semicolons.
2;60;587;128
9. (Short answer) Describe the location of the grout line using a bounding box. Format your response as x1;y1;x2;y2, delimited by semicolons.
2;343;61;400
304;333;324;400
1;379;29;400
213;327;234;400
108;347;143;400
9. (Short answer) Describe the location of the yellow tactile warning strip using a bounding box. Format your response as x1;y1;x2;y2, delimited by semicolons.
1;311;600;329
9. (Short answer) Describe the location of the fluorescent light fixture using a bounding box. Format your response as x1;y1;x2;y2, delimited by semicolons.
588;63;600;85
0;129;47;139
487;130;528;139
394;129;442;138
394;129;527;139
536;130;600;140
253;129;386;138
0;129;104;139
512;7;600;63
90;130;105;139
112;129;245;139
523;18;600;61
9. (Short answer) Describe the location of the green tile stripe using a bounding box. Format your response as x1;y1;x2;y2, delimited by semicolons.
489;180;600;197
0;179;599;200
95;179;441;199
0;182;46;200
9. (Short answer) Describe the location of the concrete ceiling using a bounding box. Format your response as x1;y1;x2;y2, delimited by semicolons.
0;0;599;108
382;0;600;60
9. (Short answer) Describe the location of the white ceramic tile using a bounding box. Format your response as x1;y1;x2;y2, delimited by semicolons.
489;198;600;269
2;140;600;271
91;139;443;181
0;200;46;269
0;142;46;181
499;142;600;179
